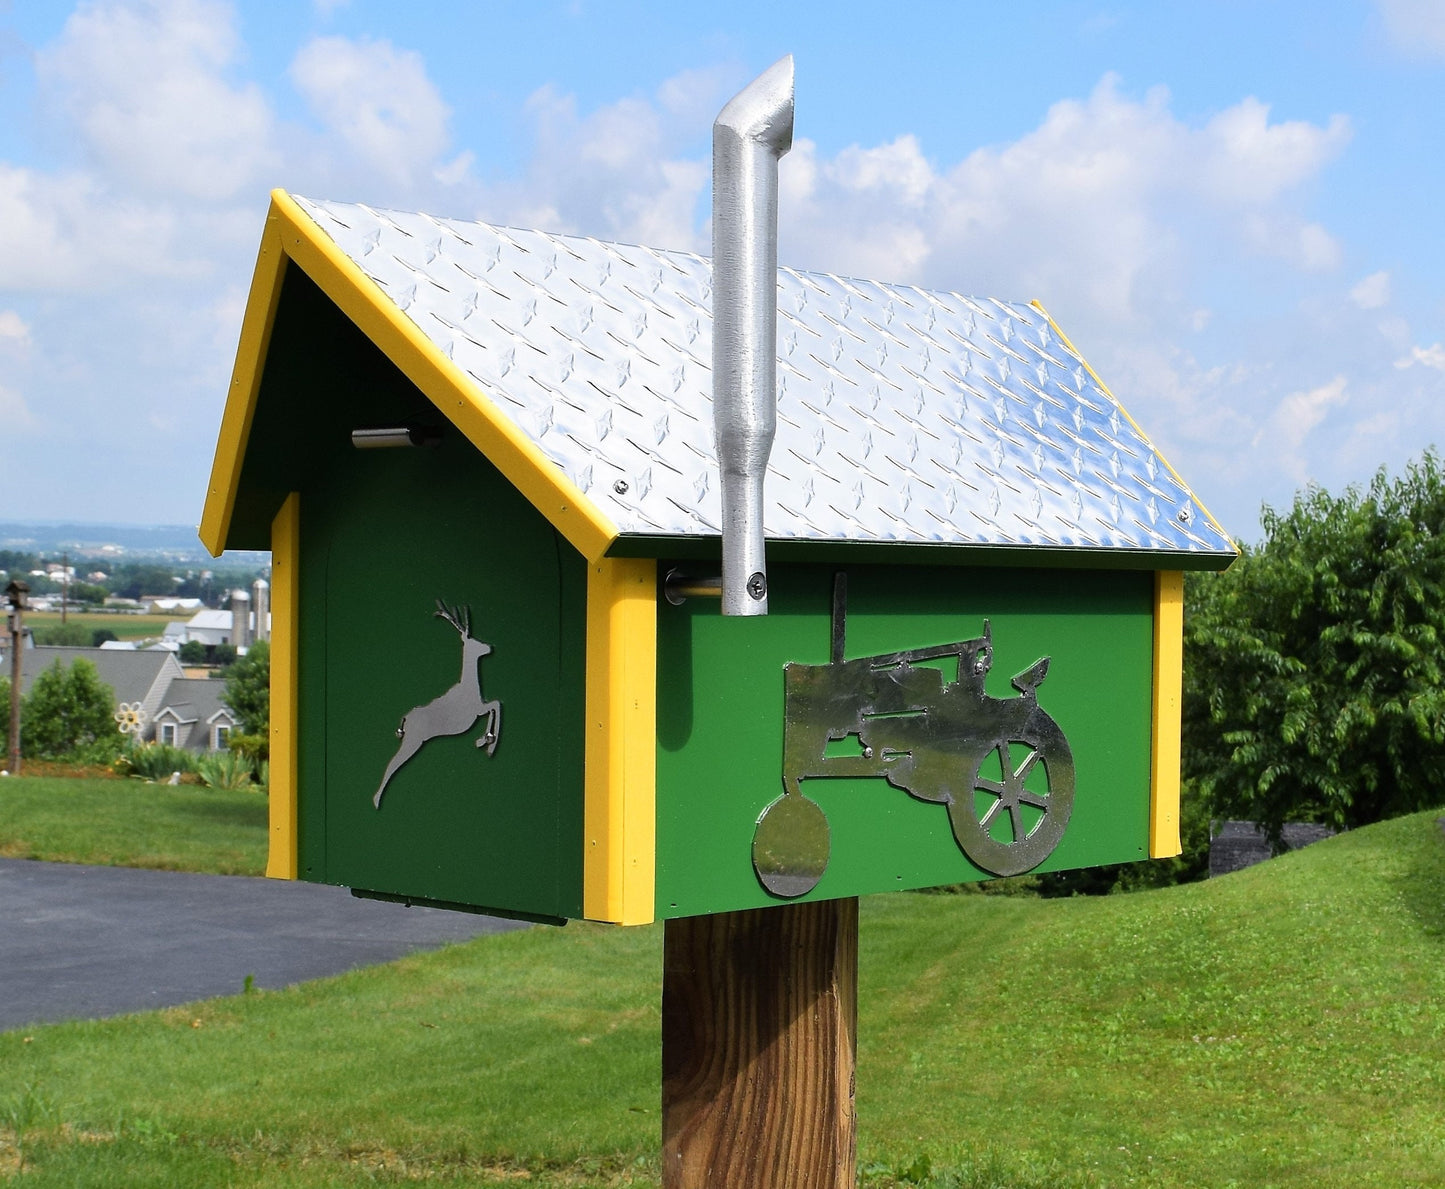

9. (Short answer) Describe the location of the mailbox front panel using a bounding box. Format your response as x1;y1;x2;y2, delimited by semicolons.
296;439;588;921
655;563;1154;918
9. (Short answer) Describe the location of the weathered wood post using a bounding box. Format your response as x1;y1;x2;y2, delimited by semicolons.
663;899;857;1189
5;579;27;775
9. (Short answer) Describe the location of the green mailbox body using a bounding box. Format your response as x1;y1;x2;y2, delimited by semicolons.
203;191;1236;925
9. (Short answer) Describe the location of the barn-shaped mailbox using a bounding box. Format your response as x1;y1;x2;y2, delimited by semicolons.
202;189;1236;926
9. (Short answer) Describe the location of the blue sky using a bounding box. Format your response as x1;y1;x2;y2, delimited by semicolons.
3;0;1445;542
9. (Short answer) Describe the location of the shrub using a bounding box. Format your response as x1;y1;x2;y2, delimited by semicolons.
197;749;254;791
22;659;119;760
121;741;198;782
227;731;268;765
31;621;89;647
1185;450;1445;840
178;640;207;665
224;641;268;735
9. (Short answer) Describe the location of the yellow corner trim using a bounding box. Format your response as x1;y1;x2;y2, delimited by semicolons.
265;492;300;879
199;205;289;556
583;558;657;924
1149;570;1184;858
1030;301;1238;557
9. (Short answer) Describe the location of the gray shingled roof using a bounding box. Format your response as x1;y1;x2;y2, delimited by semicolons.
294;194;1235;562
154;677;235;727
8;646;182;712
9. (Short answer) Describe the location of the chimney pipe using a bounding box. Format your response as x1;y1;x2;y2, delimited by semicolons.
712;55;794;616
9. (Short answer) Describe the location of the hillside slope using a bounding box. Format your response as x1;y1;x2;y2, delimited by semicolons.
858;808;1445;1186
2;810;1442;1187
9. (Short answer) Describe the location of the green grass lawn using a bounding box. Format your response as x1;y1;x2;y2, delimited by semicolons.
0;776;266;875
2;808;1442;1187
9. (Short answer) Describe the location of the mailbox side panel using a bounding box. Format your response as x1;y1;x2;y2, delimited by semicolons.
654;563;1154;918
295;439;587;921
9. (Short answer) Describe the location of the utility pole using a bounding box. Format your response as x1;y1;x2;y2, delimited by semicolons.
6;579;28;775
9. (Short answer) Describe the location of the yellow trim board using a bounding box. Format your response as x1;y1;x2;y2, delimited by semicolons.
583;558;658;924
1149;570;1184;858
1030;301;1238;558
199;208;289;556
265;492;300;879
202;190;617;562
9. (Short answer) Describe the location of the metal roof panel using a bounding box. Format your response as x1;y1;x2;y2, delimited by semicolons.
292;195;1234;560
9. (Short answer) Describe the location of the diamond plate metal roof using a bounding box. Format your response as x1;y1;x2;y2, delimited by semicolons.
291;194;1234;560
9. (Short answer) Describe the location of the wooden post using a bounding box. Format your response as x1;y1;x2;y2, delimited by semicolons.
662;897;857;1189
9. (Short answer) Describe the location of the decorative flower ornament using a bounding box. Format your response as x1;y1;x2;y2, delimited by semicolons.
115;702;148;735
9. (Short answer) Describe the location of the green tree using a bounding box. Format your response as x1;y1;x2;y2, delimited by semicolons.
224;640;269;736
178;640;207;665
1184;451;1445;840
21;659;119;759
32;621;90;647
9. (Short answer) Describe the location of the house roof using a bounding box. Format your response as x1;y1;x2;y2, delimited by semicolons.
203;190;1236;568
155;677;234;727
187;609;232;630
8;646;182;706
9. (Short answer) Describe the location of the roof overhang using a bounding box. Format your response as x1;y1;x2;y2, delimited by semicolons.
200;190;618;561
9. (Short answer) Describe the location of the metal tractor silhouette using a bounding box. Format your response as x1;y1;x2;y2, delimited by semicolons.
752;575;1074;897
373;601;501;809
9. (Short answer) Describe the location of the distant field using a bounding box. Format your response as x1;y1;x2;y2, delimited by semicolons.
24;611;177;641
0;807;1442;1186
0;776;266;875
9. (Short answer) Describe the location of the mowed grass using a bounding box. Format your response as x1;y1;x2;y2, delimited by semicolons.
0;777;266;875
25;611;177;641
3;811;1443;1187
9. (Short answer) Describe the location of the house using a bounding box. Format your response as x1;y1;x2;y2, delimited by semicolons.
151;677;240;752
160;586;271;651
200;189;1237;924
0;643;238;750
3;645;183;733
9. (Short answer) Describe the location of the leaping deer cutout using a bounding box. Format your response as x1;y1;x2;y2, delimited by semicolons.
373;601;502;809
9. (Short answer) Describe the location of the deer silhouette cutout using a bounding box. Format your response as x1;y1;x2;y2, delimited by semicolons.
373;601;502;809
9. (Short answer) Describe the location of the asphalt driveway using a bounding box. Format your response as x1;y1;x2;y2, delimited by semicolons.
0;858;527;1032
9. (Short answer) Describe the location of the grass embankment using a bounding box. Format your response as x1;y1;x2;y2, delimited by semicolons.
3;811;1443;1187
25;611;177;642
0;777;266;875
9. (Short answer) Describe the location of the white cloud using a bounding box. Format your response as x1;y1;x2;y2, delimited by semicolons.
1351;270;1392;309
1377;0;1445;58
290;36;451;190
484;76;720;250
1253;376;1349;483
1197;100;1351;205
0;311;30;347
777;74;1349;325
0;164;205;291
0;382;36;428
1395;343;1445;370
37;0;275;201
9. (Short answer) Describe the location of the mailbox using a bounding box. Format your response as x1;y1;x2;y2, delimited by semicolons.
202;190;1236;926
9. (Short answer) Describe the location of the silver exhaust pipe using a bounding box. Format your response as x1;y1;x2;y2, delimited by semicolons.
712;55;794;616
